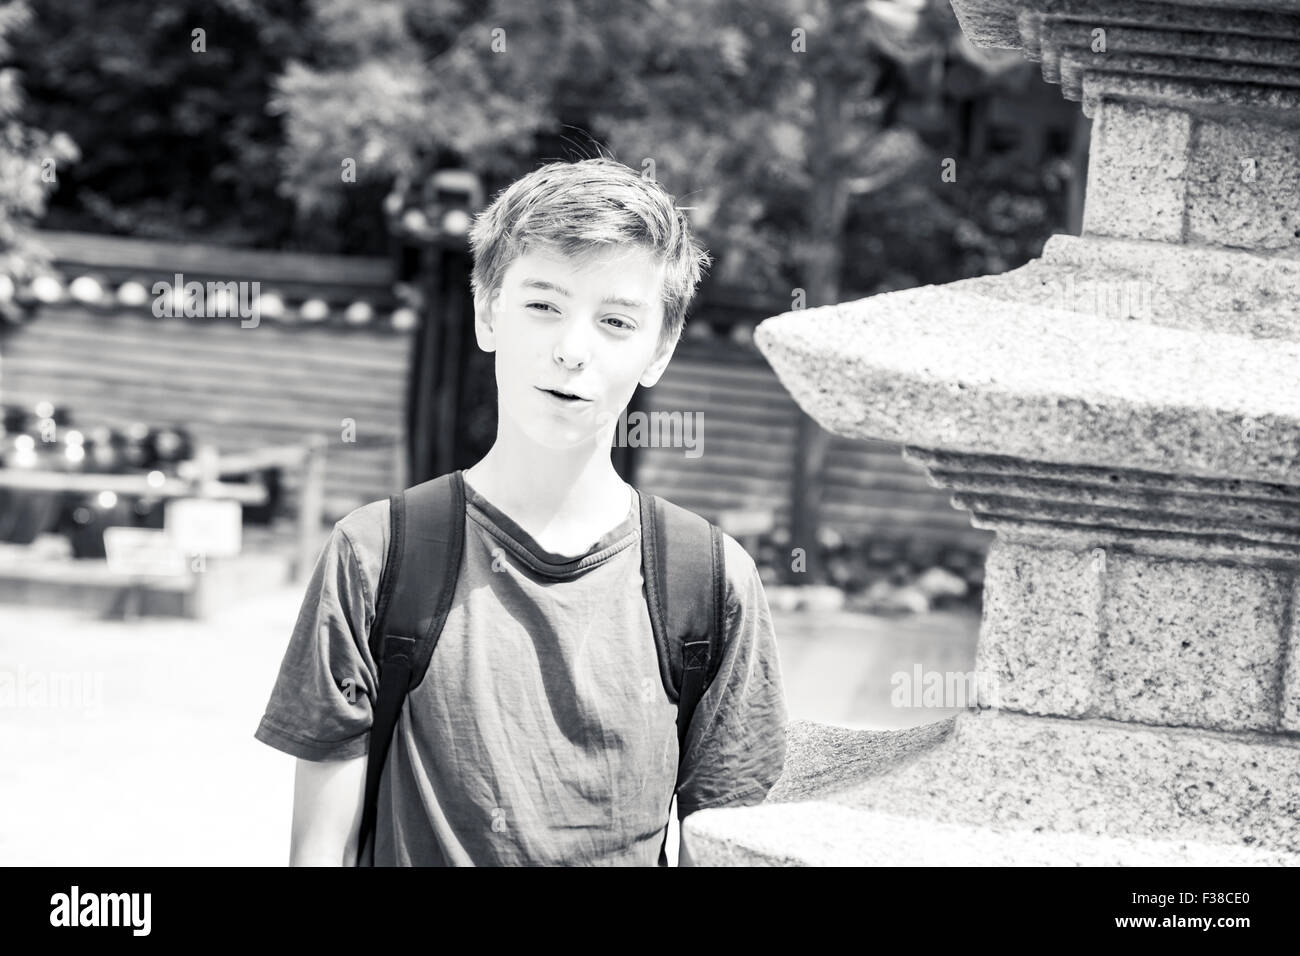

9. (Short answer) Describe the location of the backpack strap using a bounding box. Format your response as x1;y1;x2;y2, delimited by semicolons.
356;471;465;865
639;491;727;790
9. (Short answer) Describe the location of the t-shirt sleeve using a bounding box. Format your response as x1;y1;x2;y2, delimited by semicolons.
253;521;381;761
675;535;789;819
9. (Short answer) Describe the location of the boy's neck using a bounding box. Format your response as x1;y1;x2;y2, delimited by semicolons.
462;450;633;555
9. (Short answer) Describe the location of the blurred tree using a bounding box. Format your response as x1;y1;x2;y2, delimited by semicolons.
8;0;333;248
274;0;1052;291
7;0;1074;274
0;0;78;312
271;0;594;222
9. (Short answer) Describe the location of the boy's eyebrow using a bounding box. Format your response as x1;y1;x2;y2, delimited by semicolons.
520;278;647;311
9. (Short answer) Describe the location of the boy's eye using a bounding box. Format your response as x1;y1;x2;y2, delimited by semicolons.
527;303;633;331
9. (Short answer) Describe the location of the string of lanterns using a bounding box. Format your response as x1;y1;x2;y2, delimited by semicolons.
0;271;421;332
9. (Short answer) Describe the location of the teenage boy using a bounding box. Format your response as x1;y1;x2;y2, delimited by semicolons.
255;157;788;865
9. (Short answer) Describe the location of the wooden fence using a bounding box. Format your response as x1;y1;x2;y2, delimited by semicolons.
1;232;410;520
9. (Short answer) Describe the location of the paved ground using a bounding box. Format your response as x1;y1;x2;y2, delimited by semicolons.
0;583;979;866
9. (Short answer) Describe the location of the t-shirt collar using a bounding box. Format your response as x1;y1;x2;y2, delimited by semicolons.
460;471;640;575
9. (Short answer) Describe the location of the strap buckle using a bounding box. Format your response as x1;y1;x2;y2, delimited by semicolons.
683;639;710;670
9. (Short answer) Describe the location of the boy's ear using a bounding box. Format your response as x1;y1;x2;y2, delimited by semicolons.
473;289;499;352
639;325;680;388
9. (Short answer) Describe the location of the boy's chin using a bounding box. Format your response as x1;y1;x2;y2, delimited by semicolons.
514;417;605;451
531;427;604;451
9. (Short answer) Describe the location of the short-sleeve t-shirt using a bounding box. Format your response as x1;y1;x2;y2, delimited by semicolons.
254;474;788;866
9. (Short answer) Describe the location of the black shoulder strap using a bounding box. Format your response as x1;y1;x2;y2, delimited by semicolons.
638;491;727;772
356;471;465;865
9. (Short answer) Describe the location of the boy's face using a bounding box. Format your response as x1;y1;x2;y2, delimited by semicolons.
473;244;678;450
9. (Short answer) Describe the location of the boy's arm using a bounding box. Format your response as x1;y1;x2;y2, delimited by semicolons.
289;754;367;866
254;511;385;864
678;832;695;867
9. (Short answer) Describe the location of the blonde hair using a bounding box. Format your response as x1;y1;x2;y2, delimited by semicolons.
468;158;711;352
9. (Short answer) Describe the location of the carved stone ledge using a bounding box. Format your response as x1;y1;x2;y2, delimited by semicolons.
904;447;1300;562
752;267;1300;488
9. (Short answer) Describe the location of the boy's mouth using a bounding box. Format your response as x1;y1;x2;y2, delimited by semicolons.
537;386;591;403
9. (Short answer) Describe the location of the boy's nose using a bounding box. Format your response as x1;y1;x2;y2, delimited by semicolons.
553;321;592;369
553;344;585;369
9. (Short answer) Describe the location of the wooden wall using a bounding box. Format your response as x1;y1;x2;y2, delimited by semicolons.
0;306;411;515
0;232;411;518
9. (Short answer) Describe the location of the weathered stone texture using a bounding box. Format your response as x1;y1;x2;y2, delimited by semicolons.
978;540;1101;717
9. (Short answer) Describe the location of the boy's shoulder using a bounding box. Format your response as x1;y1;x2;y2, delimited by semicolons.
646;494;761;615
331;497;392;597
335;495;390;545
717;529;762;614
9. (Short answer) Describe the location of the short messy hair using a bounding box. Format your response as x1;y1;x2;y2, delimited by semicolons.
468;157;712;352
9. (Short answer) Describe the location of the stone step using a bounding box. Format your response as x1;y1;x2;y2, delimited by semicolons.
685;802;1295;866
687;714;1300;864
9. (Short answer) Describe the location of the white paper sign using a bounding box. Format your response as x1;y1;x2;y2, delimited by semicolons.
165;498;242;558
103;527;187;577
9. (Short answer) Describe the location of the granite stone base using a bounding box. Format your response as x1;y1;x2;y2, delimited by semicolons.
683;715;1300;865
